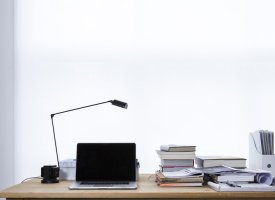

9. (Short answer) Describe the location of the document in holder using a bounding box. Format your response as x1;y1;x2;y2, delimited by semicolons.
251;130;274;155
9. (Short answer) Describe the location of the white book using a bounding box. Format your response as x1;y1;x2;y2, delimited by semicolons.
160;144;196;152
160;165;190;172
208;181;275;192
195;156;246;168
157;150;195;160
210;174;255;182
161;159;194;166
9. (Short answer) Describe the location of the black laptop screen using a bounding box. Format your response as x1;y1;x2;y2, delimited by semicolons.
76;143;136;181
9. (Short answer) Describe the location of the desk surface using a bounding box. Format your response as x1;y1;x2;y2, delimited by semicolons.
1;174;275;199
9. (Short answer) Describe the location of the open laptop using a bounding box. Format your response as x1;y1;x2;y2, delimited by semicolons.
69;143;137;190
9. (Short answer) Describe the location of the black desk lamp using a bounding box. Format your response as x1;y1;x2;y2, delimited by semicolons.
41;99;128;183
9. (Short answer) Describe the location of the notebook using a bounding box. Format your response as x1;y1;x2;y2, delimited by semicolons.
69;143;137;190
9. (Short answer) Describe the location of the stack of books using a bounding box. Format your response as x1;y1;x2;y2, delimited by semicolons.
156;145;196;172
155;168;204;187
195;156;246;168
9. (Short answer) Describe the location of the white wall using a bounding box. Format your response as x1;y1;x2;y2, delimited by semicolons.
0;0;14;189
14;0;275;182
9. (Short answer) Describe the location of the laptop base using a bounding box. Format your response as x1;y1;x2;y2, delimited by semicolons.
69;181;137;190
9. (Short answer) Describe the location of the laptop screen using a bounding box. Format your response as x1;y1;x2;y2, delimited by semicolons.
76;143;136;182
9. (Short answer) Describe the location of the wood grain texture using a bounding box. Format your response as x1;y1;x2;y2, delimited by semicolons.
1;174;275;199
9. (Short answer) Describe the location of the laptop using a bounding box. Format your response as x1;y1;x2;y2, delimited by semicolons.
69;143;137;190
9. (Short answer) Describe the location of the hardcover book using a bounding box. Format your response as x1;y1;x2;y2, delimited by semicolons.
161;159;194;166
206;173;255;183
156;150;195;160
195;156;246;168
160;165;194;172
160;145;196;152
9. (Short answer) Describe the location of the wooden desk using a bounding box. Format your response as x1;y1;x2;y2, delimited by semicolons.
1;174;275;200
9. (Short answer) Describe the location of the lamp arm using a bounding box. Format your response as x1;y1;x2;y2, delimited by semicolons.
51;116;60;167
50;100;113;167
51;100;112;117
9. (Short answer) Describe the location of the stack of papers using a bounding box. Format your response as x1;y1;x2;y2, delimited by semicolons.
201;166;273;185
162;168;203;178
156;168;204;187
202;166;275;192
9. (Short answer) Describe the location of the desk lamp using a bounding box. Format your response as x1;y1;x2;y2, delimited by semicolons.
41;99;128;183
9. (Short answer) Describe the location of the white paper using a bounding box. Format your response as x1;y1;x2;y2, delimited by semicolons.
198;166;239;174
252;130;274;155
236;168;273;185
162;168;203;178
250;131;263;154
255;173;273;185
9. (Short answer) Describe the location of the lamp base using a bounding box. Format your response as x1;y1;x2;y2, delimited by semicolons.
41;179;59;184
41;165;59;184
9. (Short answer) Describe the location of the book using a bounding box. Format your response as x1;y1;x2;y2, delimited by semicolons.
207;181;275;192
156;171;203;183
206;173;255;183
156;150;196;160
161;159;194;166
159;182;203;187
162;168;203;179
156;169;203;187
160;145;196;152
195;156;246;168
160;165;193;172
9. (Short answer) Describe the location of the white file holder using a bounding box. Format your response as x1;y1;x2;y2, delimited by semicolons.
59;159;76;180
249;133;275;176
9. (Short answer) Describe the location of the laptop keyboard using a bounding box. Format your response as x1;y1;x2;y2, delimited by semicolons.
80;181;129;185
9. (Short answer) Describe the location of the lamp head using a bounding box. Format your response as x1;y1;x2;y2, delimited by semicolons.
111;100;128;109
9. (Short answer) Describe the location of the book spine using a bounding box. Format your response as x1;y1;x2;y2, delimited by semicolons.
158;155;195;159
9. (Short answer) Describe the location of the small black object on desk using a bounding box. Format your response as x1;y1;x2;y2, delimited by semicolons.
41;165;59;183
